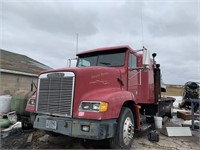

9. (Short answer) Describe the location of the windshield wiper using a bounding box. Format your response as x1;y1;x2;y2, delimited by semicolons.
99;62;111;66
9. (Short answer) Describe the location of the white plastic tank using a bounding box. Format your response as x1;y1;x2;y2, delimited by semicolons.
0;95;12;114
154;116;163;129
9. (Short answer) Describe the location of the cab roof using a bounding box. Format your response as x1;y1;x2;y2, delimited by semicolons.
76;45;135;56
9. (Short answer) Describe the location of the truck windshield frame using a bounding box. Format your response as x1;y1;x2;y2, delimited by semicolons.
77;49;126;67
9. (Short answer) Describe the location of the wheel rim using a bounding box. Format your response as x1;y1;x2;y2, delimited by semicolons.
170;104;173;116
123;117;134;145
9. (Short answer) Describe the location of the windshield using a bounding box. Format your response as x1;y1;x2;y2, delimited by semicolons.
77;50;126;67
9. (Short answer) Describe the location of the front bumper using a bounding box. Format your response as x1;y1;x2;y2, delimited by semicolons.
34;115;117;140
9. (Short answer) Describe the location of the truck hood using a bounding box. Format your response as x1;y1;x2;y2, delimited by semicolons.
71;66;122;97
40;67;121;86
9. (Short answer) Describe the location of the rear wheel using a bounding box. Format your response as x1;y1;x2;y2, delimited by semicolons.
165;102;173;118
109;107;134;149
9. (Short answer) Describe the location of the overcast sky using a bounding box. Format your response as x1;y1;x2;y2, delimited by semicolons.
1;0;199;85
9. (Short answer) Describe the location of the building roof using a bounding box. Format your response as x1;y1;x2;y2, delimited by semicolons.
0;49;52;75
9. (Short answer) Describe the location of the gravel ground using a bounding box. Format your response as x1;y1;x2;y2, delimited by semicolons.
1;116;199;149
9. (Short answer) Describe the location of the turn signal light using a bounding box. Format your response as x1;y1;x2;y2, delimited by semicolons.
99;102;108;112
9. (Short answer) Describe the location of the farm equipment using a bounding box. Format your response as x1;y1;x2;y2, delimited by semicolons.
179;81;200;112
10;82;37;130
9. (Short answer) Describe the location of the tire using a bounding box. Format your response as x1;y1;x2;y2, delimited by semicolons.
22;121;33;130
166;103;173;118
109;107;134;149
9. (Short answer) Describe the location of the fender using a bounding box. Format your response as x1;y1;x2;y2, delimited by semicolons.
74;88;137;120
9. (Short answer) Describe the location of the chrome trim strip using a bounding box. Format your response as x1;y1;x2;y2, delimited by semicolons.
70;76;75;116
35;78;41;113
39;72;75;78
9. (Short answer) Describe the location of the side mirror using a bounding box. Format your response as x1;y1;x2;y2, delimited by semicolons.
152;53;157;58
67;59;71;68
67;58;77;68
142;48;150;69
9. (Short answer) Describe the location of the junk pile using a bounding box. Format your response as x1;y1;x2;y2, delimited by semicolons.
0;95;21;138
154;81;199;138
178;81;200;129
0;90;35;139
0;95;13;128
179;81;199;112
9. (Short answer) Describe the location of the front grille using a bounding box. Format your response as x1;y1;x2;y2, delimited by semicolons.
37;75;74;117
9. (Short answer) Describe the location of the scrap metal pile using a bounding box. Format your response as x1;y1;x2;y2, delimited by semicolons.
179;81;200;112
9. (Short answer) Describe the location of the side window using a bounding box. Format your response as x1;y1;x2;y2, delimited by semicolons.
78;59;91;67
77;55;97;67
129;54;137;68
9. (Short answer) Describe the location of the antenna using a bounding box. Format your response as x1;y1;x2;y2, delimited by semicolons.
76;33;79;54
140;5;144;46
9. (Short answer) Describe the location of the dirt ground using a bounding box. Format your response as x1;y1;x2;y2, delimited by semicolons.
1;115;199;150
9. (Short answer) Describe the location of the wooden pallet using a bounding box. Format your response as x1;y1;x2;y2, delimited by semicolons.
177;111;200;120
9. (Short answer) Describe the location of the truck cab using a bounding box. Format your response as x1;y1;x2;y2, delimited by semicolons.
33;46;174;149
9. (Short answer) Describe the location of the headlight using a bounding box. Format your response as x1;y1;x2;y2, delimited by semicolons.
79;101;108;112
27;98;35;106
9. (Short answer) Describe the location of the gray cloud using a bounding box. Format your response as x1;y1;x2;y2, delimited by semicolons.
145;1;199;37
3;1;99;36
1;0;199;85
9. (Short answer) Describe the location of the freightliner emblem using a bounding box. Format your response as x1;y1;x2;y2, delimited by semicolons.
47;73;65;78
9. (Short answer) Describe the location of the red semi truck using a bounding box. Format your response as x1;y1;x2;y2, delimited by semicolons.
31;46;174;149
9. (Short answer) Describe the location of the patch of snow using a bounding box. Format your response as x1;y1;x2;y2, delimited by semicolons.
183;120;200;125
172;96;183;108
163;96;183;112
164;96;183;108
173;109;186;113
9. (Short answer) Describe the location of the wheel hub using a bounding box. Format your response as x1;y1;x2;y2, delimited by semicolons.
123;117;134;145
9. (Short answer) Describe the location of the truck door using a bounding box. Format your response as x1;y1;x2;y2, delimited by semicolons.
128;53;139;99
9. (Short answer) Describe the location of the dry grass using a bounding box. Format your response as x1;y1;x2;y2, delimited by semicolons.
162;85;184;96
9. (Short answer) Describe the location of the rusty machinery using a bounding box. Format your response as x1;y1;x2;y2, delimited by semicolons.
179;81;200;112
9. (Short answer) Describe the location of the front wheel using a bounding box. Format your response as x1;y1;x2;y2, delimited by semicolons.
109;107;134;149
